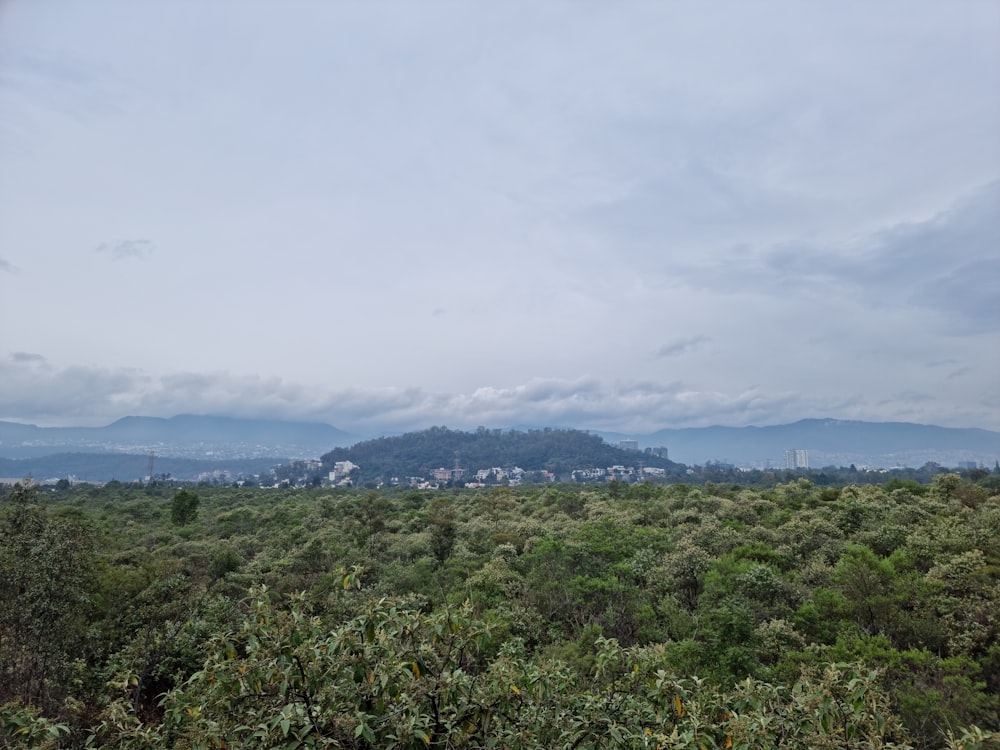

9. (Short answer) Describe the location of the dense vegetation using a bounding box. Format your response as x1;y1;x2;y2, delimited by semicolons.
319;427;678;483
1;473;999;748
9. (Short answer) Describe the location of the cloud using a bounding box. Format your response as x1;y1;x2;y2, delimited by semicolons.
0;356;885;433
866;181;1000;330
654;335;710;358
0;257;19;273
0;5;996;435
1;49;126;121
2;352;998;433
95;239;155;261
877;391;935;406
9;351;48;365
0;359;151;425
667;181;1000;332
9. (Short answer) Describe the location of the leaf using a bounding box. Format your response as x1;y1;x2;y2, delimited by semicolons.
821;712;832;734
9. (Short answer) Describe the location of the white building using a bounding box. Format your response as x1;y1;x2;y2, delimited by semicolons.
329;460;359;482
785;449;809;470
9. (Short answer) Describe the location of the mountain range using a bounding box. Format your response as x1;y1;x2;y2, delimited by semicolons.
0;414;357;460
596;418;1000;468
1;415;998;472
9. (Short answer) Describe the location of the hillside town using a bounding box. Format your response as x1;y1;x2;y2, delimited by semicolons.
326;460;670;490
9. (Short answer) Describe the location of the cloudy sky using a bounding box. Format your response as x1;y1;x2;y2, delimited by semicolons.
1;1;998;434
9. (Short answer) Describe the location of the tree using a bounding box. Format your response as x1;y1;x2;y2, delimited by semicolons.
0;482;96;714
358;491;390;558
428;498;457;565
170;489;199;526
90;588;917;750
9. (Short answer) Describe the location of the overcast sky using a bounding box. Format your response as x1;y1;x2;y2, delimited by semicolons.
1;1;998;434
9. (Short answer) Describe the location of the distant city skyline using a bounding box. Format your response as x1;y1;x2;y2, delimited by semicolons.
1;2;998;433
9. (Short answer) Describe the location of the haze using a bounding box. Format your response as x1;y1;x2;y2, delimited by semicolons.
1;2;998;434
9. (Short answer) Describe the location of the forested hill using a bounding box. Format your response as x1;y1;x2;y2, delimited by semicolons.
321;426;678;481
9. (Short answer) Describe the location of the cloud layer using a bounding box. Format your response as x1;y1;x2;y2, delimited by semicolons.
0;2;997;432
2;353;994;434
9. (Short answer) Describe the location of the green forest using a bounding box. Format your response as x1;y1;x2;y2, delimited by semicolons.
319;427;676;484
1;473;998;749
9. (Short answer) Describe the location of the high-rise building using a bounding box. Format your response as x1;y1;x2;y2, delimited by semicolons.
785;449;809;469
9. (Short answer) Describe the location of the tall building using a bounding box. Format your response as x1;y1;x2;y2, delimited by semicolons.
785;449;809;470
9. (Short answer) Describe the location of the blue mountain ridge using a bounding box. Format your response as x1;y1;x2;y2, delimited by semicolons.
592;418;1000;466
0;415;358;460
1;416;997;468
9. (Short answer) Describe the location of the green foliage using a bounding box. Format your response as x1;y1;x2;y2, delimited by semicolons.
0;482;97;715
0;702;70;750
92;589;917;750
427;498;457;565
0;475;996;748
170;489;200;526
320;426;679;482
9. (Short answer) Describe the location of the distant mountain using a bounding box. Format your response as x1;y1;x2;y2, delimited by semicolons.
0;414;357;460
3;416;997;473
0;452;284;484
605;418;1000;468
321;426;681;483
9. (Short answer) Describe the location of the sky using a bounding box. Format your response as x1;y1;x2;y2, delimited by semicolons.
1;1;999;435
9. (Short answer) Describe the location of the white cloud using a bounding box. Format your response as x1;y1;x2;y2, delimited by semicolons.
95;239;155;261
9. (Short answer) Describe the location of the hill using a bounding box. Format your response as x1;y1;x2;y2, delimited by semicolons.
4;416;997;476
321;426;679;482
